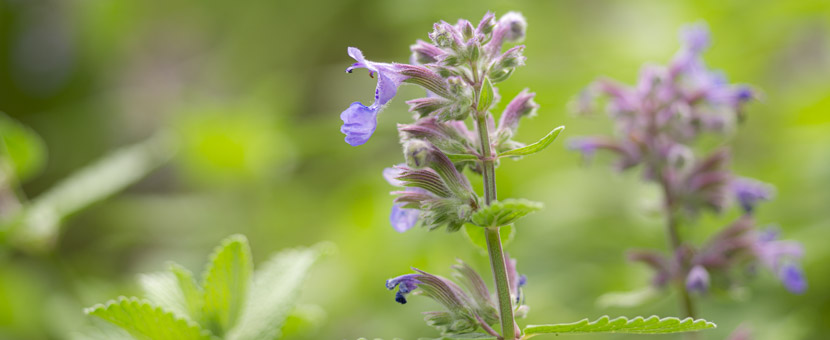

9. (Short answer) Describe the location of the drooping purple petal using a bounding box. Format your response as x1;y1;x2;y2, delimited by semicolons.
778;264;807;294
390;203;419;233
340;102;379;146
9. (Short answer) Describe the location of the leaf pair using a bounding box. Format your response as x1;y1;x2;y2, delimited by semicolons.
84;234;331;340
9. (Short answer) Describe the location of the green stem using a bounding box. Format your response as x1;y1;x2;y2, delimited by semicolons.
475;114;516;340
660;180;697;321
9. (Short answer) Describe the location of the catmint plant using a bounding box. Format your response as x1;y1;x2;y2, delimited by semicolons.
570;22;806;325
341;12;715;340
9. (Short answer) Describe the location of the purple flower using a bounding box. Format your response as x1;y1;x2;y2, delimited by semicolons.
341;47;409;146
778;264;807;294
685;265;710;293
386;274;421;304
753;227;807;294
383;166;421;233
731;177;774;213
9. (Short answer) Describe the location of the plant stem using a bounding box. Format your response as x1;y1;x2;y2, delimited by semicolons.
660;179;697;320
475;114;516;340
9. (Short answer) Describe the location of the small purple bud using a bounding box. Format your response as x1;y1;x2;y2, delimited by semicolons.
476;12;496;36
680;22;711;54
484;12;527;56
778;264;807;294
685;265;710;293
403;139;432;168
410;39;445;64
498;89;538;134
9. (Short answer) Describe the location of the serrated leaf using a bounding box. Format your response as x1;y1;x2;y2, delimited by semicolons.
12;132;176;249
227;242;333;340
201;234;253;335
0;113;47;182
139;271;190;319
419;333;497;340
523;315;716;336
498;126;564;158
170;262;204;322
477;77;495;112
85;297;213;340
464;223;515;250
470;199;542;228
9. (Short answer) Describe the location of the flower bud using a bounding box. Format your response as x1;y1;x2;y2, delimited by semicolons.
476;12;496;37
404;139;432;168
458;19;475;41
410;39;445;64
685;265;710;293
489;45;526;83
498;89;538;134
499;12;527;43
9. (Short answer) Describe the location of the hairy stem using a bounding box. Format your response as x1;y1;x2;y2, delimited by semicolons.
475;113;516;340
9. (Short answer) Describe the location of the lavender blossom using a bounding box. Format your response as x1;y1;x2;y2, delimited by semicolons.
732;177;774;213
341;47;451;146
384;166;421;232
386;274;421;304
778;264;807;294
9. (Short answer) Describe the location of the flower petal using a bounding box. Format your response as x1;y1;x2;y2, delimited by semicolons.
390;203;419;232
340;102;380;146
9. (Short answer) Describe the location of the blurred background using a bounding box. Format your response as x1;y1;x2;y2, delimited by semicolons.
0;0;828;339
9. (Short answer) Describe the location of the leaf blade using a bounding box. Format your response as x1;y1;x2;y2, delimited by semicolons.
227;242;332;340
84;297;212;340
523;315;716;335
477;77;495;113
201;234;253;335
470;199;542;228
498;126;564;158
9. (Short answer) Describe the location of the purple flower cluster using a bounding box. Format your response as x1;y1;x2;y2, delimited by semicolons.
572;23;806;299
340;12;539;337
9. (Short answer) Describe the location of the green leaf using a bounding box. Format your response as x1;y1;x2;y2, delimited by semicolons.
0;113;47;182
139;272;190;319
523;315;716;336
12;132;176;249
227;242;333;340
170;262;204;322
201;234;253;335
420;334;498;340
476;77;495;112
464;223;515;250
84;297;213;340
498;126;564;158
470;199;542;228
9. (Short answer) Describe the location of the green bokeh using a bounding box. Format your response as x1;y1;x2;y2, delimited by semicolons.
0;0;828;339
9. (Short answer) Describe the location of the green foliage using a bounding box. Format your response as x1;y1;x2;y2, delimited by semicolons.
464;224;515;250
0;113;47;182
476;77;496;113
523;315;716;336
84;297;213;340
85;235;330;340
228;243;333;340
201;235;253;335
469;199;542;228
498;126;564;159
8;132;176;250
